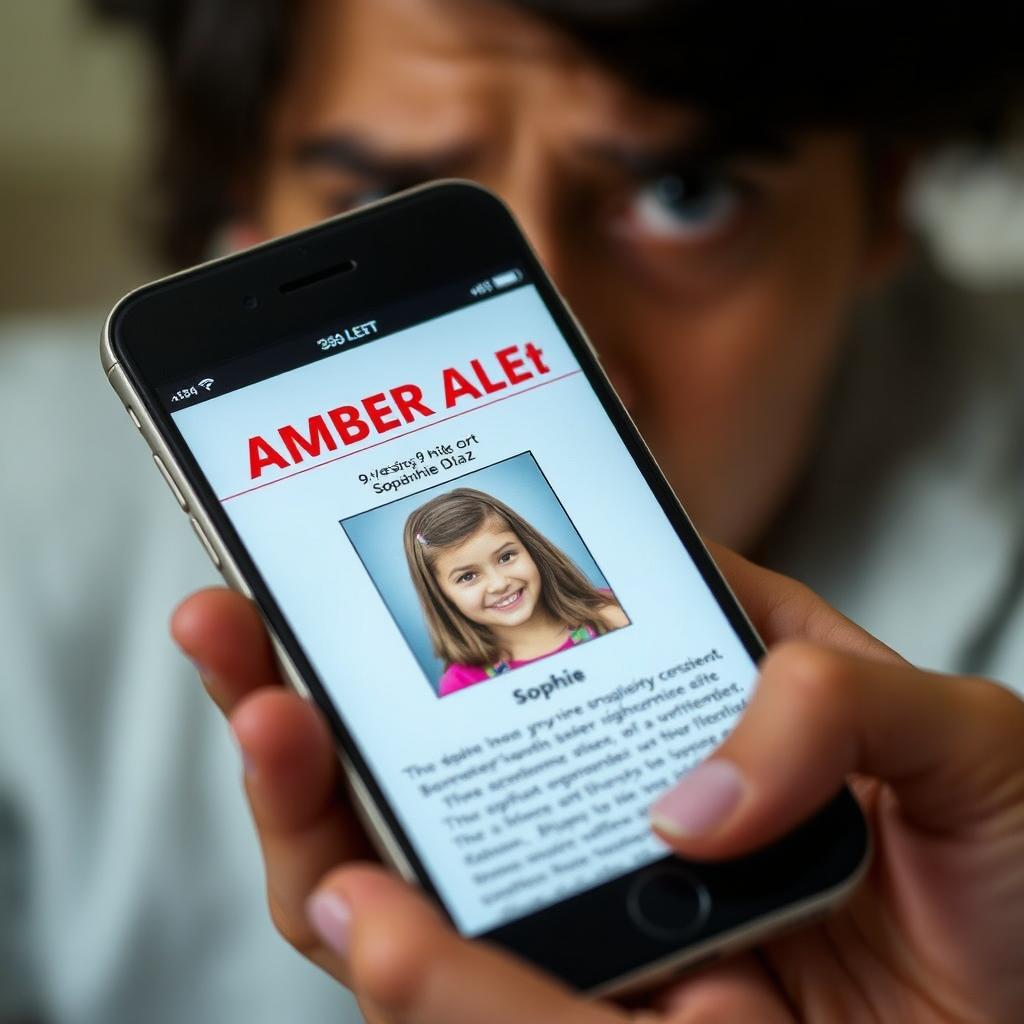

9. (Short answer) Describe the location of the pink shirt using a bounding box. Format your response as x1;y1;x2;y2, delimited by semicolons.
438;625;597;697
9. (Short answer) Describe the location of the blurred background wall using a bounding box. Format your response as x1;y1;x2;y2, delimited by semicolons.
0;1;160;315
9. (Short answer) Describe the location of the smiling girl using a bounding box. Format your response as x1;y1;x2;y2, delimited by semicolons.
403;487;628;696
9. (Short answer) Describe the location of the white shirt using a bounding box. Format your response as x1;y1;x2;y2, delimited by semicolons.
762;259;1024;690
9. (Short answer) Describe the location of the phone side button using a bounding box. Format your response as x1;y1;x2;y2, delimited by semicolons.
153;454;188;511
189;518;222;569
626;866;711;941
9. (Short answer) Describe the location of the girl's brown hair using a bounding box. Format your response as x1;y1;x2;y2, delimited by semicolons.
404;487;615;669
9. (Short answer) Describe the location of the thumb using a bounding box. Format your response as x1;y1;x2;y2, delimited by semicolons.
306;865;624;1024
650;641;1024;860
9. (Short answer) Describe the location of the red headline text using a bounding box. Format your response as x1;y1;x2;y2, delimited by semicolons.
248;343;550;479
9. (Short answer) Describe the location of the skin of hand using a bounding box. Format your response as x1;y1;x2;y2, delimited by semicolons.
171;547;1024;1023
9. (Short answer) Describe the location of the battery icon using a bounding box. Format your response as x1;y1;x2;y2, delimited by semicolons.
491;269;524;289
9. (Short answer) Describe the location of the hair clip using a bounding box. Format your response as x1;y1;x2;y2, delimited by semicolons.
415;532;429;546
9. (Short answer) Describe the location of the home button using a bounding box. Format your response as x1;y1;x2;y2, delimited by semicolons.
627;865;711;941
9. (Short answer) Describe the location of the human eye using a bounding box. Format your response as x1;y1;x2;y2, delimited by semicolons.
456;571;478;585
498;549;517;564
618;167;746;244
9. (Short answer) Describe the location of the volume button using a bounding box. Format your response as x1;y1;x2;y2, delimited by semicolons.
190;518;222;569
153;454;188;511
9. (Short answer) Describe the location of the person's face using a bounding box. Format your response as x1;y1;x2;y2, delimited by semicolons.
431;518;543;630
251;0;906;549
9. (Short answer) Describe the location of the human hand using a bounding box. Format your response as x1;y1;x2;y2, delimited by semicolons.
172;548;1024;1022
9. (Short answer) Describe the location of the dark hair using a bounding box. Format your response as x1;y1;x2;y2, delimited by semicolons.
91;0;296;264
91;0;1023;267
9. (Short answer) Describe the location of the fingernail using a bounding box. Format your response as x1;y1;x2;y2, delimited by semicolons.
651;759;745;838
191;661;215;688
307;890;352;957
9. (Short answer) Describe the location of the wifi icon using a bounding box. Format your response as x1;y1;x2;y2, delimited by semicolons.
198;378;215;391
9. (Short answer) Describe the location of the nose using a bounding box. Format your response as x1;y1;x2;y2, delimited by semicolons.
483;160;643;411
491;182;641;408
486;146;567;284
497;186;563;280
483;566;512;594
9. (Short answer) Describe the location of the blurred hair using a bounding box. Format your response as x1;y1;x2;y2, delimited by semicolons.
91;0;1023;267
403;488;613;668
90;0;294;264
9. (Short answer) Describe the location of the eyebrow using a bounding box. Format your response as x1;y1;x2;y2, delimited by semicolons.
294;134;478;181
447;541;516;579
582;122;795;175
294;121;793;186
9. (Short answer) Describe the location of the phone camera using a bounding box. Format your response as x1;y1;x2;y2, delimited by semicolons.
242;295;259;311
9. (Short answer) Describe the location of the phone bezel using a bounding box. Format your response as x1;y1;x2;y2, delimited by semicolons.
105;180;869;993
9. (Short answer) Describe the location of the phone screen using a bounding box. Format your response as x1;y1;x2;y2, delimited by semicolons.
164;269;760;936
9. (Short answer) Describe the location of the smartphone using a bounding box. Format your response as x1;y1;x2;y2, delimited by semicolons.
102;181;868;996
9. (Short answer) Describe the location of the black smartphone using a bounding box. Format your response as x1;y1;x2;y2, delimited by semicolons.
102;181;868;996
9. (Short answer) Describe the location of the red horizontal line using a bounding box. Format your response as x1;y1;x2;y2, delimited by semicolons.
219;369;582;502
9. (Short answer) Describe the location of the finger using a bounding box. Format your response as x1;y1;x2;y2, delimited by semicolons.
655;953;794;1023
306;865;625;1024
707;544;902;665
230;688;376;957
651;641;1024;859
171;587;282;715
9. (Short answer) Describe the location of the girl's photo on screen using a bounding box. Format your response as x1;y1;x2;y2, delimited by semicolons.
341;453;629;696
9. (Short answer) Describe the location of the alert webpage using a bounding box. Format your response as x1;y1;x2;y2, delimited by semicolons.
172;285;758;935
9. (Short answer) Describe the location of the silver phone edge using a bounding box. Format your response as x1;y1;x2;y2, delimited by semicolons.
101;355;422;887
